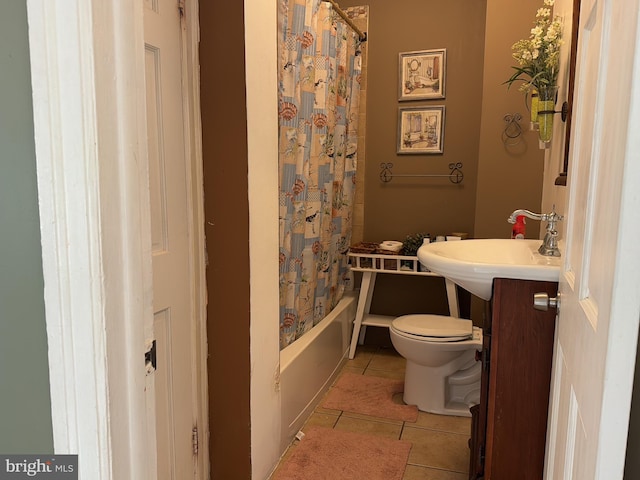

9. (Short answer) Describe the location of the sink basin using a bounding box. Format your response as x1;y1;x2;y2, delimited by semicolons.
417;239;561;300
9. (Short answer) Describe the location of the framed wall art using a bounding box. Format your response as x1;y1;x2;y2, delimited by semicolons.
399;49;446;101
397;106;445;154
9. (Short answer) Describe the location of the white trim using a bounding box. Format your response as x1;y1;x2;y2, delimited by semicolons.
245;0;282;478
27;0;152;478
180;1;210;478
595;3;640;472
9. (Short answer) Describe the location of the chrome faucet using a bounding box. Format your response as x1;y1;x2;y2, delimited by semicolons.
508;206;564;257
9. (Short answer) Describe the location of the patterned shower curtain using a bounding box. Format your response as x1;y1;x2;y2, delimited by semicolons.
278;0;361;349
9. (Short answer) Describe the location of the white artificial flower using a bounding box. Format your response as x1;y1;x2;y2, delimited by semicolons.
506;0;563;92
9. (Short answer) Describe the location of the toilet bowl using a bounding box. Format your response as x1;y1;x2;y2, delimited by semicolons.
390;314;483;417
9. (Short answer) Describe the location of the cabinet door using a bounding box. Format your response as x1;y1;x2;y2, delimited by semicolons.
484;278;557;479
469;306;491;480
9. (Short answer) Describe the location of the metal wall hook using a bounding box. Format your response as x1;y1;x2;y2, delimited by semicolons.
502;113;523;146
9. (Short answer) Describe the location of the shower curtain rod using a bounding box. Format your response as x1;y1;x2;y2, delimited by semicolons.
324;0;367;42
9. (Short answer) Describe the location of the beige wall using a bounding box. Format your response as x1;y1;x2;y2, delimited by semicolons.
340;0;548;318
339;0;487;318
347;6;370;245
540;0;575;238
474;0;546;239
472;0;551;320
341;0;486;245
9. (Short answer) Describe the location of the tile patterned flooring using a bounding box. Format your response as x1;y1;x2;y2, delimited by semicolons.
272;345;471;480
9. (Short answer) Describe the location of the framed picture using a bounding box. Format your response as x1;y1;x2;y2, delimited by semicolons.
399;49;446;101
397;106;445;154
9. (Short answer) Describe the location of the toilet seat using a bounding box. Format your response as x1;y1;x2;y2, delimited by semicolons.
391;314;473;342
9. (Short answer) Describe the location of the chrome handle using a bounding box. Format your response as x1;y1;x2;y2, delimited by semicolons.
533;292;558;311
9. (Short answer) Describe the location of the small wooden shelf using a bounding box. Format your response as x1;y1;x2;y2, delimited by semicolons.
349;252;441;276
347;252;459;359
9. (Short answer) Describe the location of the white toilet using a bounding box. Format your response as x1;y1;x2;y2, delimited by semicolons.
389;314;483;417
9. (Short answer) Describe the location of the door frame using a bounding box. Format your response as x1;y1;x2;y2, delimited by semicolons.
25;0;207;478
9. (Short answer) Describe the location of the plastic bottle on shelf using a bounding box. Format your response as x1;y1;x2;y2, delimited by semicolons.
511;215;526;239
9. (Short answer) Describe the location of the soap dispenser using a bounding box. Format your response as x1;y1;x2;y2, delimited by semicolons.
511;215;526;239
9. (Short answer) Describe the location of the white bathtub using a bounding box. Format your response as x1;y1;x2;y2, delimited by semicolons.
279;291;357;450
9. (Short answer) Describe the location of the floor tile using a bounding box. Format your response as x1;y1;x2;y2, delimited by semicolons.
392;391;406;405
341;410;404;426
273;345;477;480
334;414;403;439
348;345;379;368
302;412;339;430
413;411;472;435
402;426;470;473
364;367;405;381
271;443;298;477
367;347;406;373
403;465;468;480
314;405;342;415
340;365;366;376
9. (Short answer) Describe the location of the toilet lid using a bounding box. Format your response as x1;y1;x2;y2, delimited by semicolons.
392;314;473;339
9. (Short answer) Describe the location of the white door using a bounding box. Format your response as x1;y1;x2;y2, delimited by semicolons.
144;0;198;478
545;0;640;478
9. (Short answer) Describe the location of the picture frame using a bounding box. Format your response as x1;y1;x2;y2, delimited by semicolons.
397;106;445;154
399;49;446;101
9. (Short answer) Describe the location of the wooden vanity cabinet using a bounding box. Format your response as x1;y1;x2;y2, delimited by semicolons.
469;278;558;480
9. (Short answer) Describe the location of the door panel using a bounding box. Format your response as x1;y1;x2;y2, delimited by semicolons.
144;0;197;478
154;309;177;478
146;45;170;254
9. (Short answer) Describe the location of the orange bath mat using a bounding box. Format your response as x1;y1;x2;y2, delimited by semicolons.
321;372;419;422
272;426;411;480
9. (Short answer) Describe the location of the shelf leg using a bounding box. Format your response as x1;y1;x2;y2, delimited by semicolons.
445;278;460;318
348;271;377;359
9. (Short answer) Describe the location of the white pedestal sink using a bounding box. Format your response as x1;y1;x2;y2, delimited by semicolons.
417;239;561;300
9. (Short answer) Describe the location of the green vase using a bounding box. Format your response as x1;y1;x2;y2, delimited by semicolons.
537;86;558;143
529;90;539;130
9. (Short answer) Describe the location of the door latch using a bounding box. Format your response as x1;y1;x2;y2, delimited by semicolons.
533;292;559;312
145;340;157;373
